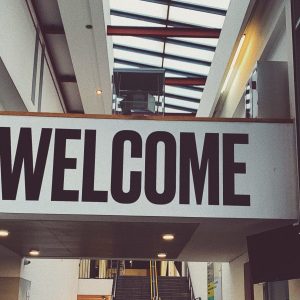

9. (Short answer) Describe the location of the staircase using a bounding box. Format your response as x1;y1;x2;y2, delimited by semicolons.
114;276;191;300
158;276;191;300
115;276;150;300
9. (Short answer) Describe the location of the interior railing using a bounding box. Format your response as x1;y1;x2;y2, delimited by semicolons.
111;261;120;300
185;263;200;300
150;260;159;300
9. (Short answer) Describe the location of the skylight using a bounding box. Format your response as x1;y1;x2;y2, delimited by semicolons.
109;0;231;114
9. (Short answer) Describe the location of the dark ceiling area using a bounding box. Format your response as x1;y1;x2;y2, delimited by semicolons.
0;219;198;259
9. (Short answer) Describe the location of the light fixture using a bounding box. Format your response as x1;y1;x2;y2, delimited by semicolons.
96;89;103;95
157;252;167;259
29;249;40;256
0;229;9;237
221;34;246;93
162;233;174;241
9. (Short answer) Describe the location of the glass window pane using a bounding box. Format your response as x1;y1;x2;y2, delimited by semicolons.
114;49;162;67
165;43;214;62
165;85;203;99
165;72;185;78
165;97;199;109
169;6;225;28
114;63;138;69
163;58;210;76
170;37;219;48
111;16;163;27
110;0;168;19
113;36;164;53
175;0;231;10
164;107;191;113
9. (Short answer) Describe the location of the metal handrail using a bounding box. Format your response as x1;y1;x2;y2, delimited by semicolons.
186;263;199;300
150;260;160;300
111;261;120;300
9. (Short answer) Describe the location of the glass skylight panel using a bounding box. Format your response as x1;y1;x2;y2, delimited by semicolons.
165;85;202;99
165;97;200;110
110;0;168;20
114;63;137;69
170;37;219;48
163;58;210;76
111;16;163;27
164;72;185;78
112;36;164;53
175;0;231;10
114;49;163;67
164;107;191;113
165;43;214;62
169;6;225;28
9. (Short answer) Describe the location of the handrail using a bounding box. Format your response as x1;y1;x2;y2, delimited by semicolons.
186;263;199;300
154;261;159;300
150;260;160;300
111;261;120;300
150;261;153;299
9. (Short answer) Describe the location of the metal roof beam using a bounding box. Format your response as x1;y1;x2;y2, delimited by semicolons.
108;25;221;38
165;77;206;86
43;25;65;35
141;0;227;16
113;44;211;66
60;75;76;82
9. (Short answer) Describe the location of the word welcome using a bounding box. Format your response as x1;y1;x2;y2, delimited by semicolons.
0;127;250;206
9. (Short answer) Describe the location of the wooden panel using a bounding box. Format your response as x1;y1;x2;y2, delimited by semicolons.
0;111;293;123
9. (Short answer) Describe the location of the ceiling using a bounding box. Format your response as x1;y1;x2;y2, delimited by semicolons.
1;0;296;262
109;0;230;114
0;215;294;261
25;0;231;115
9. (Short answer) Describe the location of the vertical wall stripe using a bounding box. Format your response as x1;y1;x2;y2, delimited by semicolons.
37;44;45;112
31;30;39;105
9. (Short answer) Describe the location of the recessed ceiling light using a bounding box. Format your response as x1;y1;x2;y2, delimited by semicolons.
29;249;40;256
96;89;103;95
157;252;167;259
0;230;9;237
162;233;174;241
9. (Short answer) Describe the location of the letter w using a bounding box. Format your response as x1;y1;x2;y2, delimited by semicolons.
0;127;52;200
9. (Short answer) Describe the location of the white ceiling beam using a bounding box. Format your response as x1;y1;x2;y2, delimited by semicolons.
57;0;113;114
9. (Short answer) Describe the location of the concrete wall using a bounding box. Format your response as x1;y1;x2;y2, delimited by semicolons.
21;259;79;300
222;253;248;300
0;0;63;113
78;279;113;296
187;262;207;300
218;0;291;118
253;284;264;300
288;279;300;300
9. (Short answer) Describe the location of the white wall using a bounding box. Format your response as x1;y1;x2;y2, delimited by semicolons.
0;0;63;113
288;279;300;300
78;279;113;295
218;0;290;117
253;283;263;300
21;259;79;300
222;253;248;300
187;262;207;300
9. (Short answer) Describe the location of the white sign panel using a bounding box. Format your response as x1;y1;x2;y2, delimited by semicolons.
0;114;298;220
